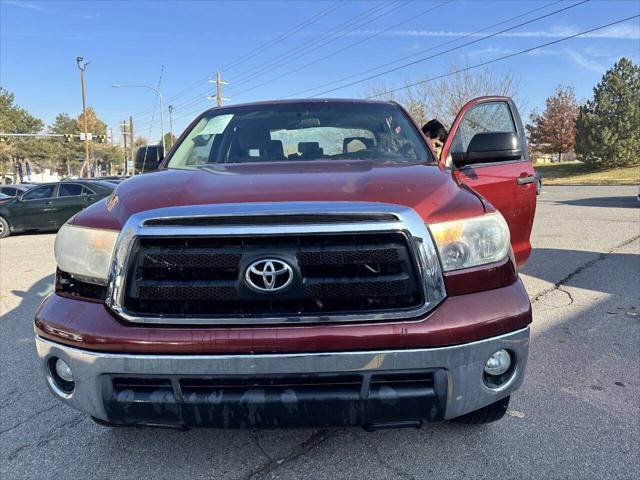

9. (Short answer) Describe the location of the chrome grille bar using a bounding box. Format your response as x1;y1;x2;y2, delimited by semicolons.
106;202;446;325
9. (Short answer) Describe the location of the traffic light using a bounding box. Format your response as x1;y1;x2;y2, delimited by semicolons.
97;134;107;143
64;134;73;142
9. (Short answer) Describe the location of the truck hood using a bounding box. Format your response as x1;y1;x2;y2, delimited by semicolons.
73;160;485;229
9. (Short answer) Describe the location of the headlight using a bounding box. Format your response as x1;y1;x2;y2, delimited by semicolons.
54;224;119;285
428;212;510;271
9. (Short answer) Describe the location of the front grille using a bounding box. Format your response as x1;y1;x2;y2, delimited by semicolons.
122;232;423;321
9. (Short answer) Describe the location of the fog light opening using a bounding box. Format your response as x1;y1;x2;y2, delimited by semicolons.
48;357;75;395
483;349;515;389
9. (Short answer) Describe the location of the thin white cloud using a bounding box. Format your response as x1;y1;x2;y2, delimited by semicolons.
468;46;515;56
2;0;99;19
3;0;45;11
563;49;606;72
525;47;606;72
343;23;640;40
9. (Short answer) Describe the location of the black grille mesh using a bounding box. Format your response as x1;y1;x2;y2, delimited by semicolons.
137;285;237;300
297;247;399;266
142;252;241;268
123;233;422;320
303;276;412;298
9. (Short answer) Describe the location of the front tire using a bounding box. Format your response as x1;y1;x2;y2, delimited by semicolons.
453;396;510;424
0;216;10;239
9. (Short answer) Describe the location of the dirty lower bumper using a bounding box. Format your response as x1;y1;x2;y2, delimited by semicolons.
35;327;529;428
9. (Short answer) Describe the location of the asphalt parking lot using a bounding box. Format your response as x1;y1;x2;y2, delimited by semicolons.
1;185;638;480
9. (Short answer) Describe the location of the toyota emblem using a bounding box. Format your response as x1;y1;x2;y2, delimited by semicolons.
244;259;294;293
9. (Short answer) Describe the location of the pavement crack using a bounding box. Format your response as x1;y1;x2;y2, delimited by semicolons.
360;436;416;480
241;429;342;480
0;402;60;436
5;413;84;461
531;234;639;305
249;431;274;462
557;286;574;305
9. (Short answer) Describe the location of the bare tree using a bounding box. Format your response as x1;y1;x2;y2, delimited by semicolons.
364;58;522;129
363;81;398;102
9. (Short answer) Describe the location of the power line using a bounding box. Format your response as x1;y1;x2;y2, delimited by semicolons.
135;0;570;127
160;0;410;117
227;0;406;89
130;1;347;119
308;0;591;97
231;0;453;98
132;77;207;121
145;13;639;139
139;0;415;125
367;14;640;99
139;1;407;127
140;0;616;132
139;65;165;172
286;0;566;98
222;0;347;72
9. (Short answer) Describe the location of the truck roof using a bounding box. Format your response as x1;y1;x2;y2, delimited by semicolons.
202;98;397;114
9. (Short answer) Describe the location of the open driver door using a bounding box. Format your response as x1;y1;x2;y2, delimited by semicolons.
440;96;537;267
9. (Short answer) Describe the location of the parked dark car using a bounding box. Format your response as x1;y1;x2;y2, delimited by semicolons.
63;176;128;185
90;176;128;185
0;181;114;238
0;184;35;197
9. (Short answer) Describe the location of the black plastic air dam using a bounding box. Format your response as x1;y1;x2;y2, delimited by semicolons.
102;370;448;429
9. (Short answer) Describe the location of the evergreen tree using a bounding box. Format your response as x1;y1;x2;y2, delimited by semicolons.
48;113;82;175
575;57;640;168
0;88;44;181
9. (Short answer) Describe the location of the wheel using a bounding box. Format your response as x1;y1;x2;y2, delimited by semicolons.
452;395;510;424
0;216;10;239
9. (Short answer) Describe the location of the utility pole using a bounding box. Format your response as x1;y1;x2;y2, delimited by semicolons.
120;120;128;175
168;105;174;148
207;70;229;107
109;127;114;175
129;116;135;175
216;70;222;108
76;56;91;177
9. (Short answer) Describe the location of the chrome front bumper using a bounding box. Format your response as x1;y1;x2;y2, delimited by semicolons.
35;327;529;425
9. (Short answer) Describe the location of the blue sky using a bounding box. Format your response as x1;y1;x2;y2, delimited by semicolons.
1;0;639;142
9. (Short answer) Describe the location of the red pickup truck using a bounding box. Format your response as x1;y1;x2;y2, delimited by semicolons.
35;97;536;429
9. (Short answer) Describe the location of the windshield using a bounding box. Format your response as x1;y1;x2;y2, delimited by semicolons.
167;102;432;167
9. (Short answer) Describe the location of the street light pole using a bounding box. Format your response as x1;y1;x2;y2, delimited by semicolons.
168;105;174;148
112;84;165;153
76;57;91;177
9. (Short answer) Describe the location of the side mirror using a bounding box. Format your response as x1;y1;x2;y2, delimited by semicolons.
452;132;522;168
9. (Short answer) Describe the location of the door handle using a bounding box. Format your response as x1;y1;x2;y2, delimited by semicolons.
44;201;54;205
516;175;536;185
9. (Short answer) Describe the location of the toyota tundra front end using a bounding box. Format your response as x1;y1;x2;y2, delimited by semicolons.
35;98;536;429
